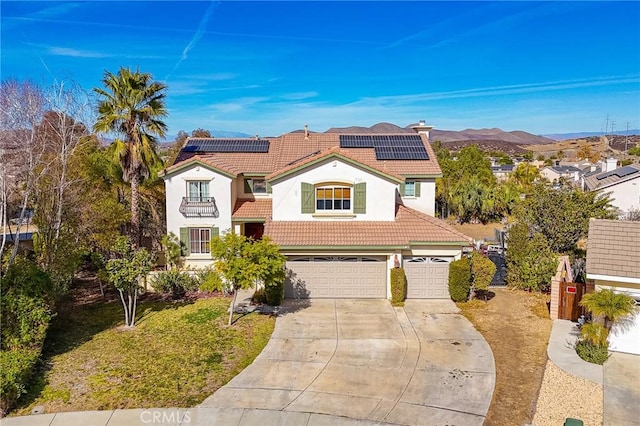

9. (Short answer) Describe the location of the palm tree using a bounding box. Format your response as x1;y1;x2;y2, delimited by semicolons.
580;288;637;332
93;67;168;246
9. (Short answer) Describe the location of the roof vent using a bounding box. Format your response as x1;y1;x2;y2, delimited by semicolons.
304;124;309;140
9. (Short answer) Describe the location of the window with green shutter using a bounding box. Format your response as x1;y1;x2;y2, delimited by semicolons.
354;182;366;214
301;182;315;213
401;180;421;197
179;227;190;256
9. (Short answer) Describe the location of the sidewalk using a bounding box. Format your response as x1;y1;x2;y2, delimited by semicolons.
547;319;602;384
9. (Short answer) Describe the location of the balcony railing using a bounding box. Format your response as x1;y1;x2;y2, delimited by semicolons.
179;197;219;218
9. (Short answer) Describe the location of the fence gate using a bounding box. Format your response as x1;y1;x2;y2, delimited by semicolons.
559;282;593;321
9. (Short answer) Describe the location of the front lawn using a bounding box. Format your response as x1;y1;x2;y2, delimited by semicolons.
13;295;274;415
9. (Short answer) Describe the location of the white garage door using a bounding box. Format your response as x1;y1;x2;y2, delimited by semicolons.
404;257;451;299
609;307;640;355
285;256;387;299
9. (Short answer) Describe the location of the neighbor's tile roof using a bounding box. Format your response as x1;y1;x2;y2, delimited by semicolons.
583;164;640;191
264;204;472;248
232;198;272;219
586;219;640;279
172;132;442;177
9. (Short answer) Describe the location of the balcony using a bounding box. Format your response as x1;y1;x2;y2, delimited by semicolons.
179;197;219;218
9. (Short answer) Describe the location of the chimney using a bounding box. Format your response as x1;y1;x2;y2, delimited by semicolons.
604;157;618;172
411;120;433;140
304;124;309;140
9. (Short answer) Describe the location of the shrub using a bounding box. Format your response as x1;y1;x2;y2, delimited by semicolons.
0;349;40;416
0;259;53;416
390;267;407;306
471;251;496;291
151;270;199;299
575;340;609;365
195;267;227;293
264;272;285;306
449;257;471;302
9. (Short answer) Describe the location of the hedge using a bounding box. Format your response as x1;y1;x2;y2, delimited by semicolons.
448;257;471;302
390;268;407;305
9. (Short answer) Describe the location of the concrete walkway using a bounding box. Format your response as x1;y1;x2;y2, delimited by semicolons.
547;319;640;426
1;298;495;426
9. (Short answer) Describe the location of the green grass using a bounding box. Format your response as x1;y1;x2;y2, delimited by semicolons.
13;297;275;415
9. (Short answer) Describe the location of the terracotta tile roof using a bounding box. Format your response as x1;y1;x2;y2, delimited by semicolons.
264;204;472;248
161;154;241;177
265;146;404;182
584;164;640;191
232;198;273;220
586;219;640;279
170;132;442;177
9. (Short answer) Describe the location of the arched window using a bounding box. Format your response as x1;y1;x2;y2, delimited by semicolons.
316;185;351;211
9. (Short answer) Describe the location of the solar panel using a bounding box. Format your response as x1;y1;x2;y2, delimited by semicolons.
596;165;639;180
374;145;429;160
183;138;269;153
339;134;424;148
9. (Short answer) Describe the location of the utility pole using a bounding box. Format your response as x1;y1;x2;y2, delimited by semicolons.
625;122;630;151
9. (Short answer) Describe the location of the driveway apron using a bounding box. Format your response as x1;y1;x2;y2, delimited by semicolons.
604;351;640;426
200;299;495;426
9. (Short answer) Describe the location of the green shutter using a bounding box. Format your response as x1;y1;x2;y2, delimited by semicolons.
211;226;219;238
244;179;252;194
266;182;272;194
179;227;190;256
414;181;421;197
399;183;406;196
354;182;366;214
301;182;315;213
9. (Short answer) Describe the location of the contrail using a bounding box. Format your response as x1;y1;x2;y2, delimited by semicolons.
165;0;219;82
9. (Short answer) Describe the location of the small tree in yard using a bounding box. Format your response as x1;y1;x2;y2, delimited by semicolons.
106;237;154;328
211;232;286;325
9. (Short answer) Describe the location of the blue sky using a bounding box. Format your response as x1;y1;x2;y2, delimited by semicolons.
2;1;639;138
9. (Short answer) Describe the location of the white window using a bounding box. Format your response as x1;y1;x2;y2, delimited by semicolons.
404;181;416;197
189;228;210;254
316;186;351;211
187;181;210;202
245;178;267;194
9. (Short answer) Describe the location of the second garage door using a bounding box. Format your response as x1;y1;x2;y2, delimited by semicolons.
285;256;387;299
404;257;451;299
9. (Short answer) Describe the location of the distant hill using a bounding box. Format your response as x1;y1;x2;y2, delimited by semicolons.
325;122;555;147
543;130;640;141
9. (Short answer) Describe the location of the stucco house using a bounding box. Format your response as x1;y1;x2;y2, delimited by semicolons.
586;219;640;355
160;124;472;300
583;163;640;218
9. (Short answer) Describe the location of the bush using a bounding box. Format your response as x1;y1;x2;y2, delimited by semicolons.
390;268;407;306
264;275;285;306
151;270;199;299
449;257;471;302
471;251;496;291
195;267;227;293
575;340;609;365
252;287;267;304
0;259;53;416
0;349;40;416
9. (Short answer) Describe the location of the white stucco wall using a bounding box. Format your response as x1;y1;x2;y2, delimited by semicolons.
598;177;640;213
163;165;234;243
400;179;436;216
595;282;640;355
271;158;398;221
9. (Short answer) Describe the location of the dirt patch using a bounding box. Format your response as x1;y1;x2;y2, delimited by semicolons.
452;222;504;242
458;287;552;426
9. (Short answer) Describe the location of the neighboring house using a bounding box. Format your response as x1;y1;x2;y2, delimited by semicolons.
160;125;472;300
491;164;515;181
540;164;583;185
586;219;640;355
583;163;640;217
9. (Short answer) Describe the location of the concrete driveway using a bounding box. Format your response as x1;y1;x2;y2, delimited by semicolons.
201;299;495;426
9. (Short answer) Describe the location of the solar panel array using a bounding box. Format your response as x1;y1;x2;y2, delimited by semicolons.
338;134;429;160
183;138;270;153
595;165;640;180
